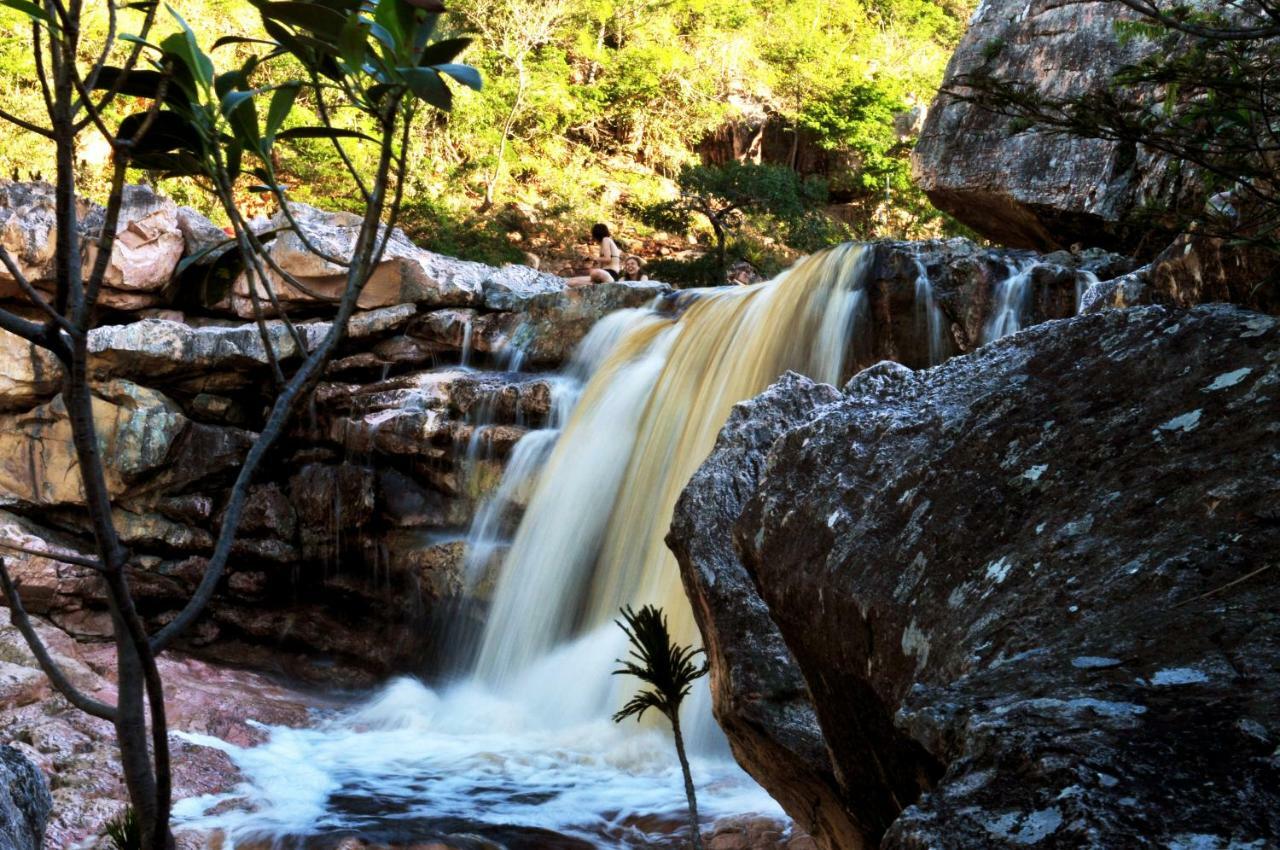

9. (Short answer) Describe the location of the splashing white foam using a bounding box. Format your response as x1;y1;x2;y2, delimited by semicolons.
174;628;783;848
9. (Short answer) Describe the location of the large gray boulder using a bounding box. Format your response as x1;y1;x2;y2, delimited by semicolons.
667;373;858;850
0;746;51;850
911;1;1186;252
675;305;1280;848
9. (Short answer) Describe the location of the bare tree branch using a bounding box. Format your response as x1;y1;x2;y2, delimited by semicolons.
152;97;406;652
0;539;103;570
0;558;118;721
0;245;71;330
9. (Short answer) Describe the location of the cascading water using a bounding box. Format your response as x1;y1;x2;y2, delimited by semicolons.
982;258;1036;344
469;245;871;747
912;253;951;366
171;244;917;847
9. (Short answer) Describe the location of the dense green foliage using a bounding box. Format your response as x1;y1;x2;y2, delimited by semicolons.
0;0;974;273
637;161;831;284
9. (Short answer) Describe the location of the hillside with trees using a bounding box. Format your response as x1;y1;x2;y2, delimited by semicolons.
0;0;974;282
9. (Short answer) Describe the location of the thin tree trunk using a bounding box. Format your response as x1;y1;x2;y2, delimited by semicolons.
483;59;527;211
671;715;705;850
713;221;727;285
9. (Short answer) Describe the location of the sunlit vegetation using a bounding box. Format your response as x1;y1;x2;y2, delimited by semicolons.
0;0;976;274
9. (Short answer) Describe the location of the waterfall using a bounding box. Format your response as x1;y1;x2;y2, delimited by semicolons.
463;244;872;747
912;254;951;365
982;259;1036;344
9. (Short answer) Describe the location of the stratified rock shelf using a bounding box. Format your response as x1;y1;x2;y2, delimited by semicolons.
671;305;1279;849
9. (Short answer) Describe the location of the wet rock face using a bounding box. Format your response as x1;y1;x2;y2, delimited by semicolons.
667;373;859;850
862;239;1129;368
0;746;50;850
675;306;1280;848
912;1;1186;253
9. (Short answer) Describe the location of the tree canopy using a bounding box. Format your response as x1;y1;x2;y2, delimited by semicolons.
0;0;974;270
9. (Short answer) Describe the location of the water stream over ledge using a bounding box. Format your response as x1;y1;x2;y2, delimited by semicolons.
174;243;1049;848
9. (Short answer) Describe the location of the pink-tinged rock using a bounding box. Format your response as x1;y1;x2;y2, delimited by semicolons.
223;203;485;317
87;184;186;293
0;613;321;849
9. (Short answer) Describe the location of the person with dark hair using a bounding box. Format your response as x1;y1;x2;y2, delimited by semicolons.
726;260;761;286
567;223;623;286
620;255;647;281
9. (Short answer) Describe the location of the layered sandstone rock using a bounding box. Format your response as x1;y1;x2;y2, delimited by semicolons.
224;203;490;317
0;381;188;506
0;607;319;849
674;305;1280;848
0;183;185;310
911;1;1184;252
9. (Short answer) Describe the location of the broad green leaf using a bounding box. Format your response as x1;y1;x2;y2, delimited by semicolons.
212;35;279;50
417;36;471;67
277;126;377;143
366;82;400;104
373;0;412;61
164;5;214;90
92;67;190;109
119;33;163;51
258;0;348;39
219;89;260;148
400;66;451;110
265;83;300;139
434;63;481;92
337;15;369;69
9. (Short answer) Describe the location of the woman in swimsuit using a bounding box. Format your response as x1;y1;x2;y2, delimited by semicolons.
566;223;622;286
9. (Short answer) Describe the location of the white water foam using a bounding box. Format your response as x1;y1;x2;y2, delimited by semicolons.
174;628;783;848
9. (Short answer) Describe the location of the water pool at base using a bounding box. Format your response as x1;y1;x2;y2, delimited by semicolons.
174;627;784;849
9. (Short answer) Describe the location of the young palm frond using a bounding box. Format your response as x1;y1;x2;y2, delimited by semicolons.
612;604;710;850
105;806;142;850
611;604;708;724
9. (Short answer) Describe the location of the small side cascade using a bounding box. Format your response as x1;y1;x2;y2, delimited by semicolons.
459;317;475;370
982;259;1037;344
459;308;653;607
1075;270;1099;314
912;254;952;366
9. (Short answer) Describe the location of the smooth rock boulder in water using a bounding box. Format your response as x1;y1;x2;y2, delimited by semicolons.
675;305;1280;848
912;0;1185;253
0;746;51;850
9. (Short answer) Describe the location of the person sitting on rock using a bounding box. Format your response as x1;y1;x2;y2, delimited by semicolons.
620;255;648;281
567;223;623;287
727;260;761;286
